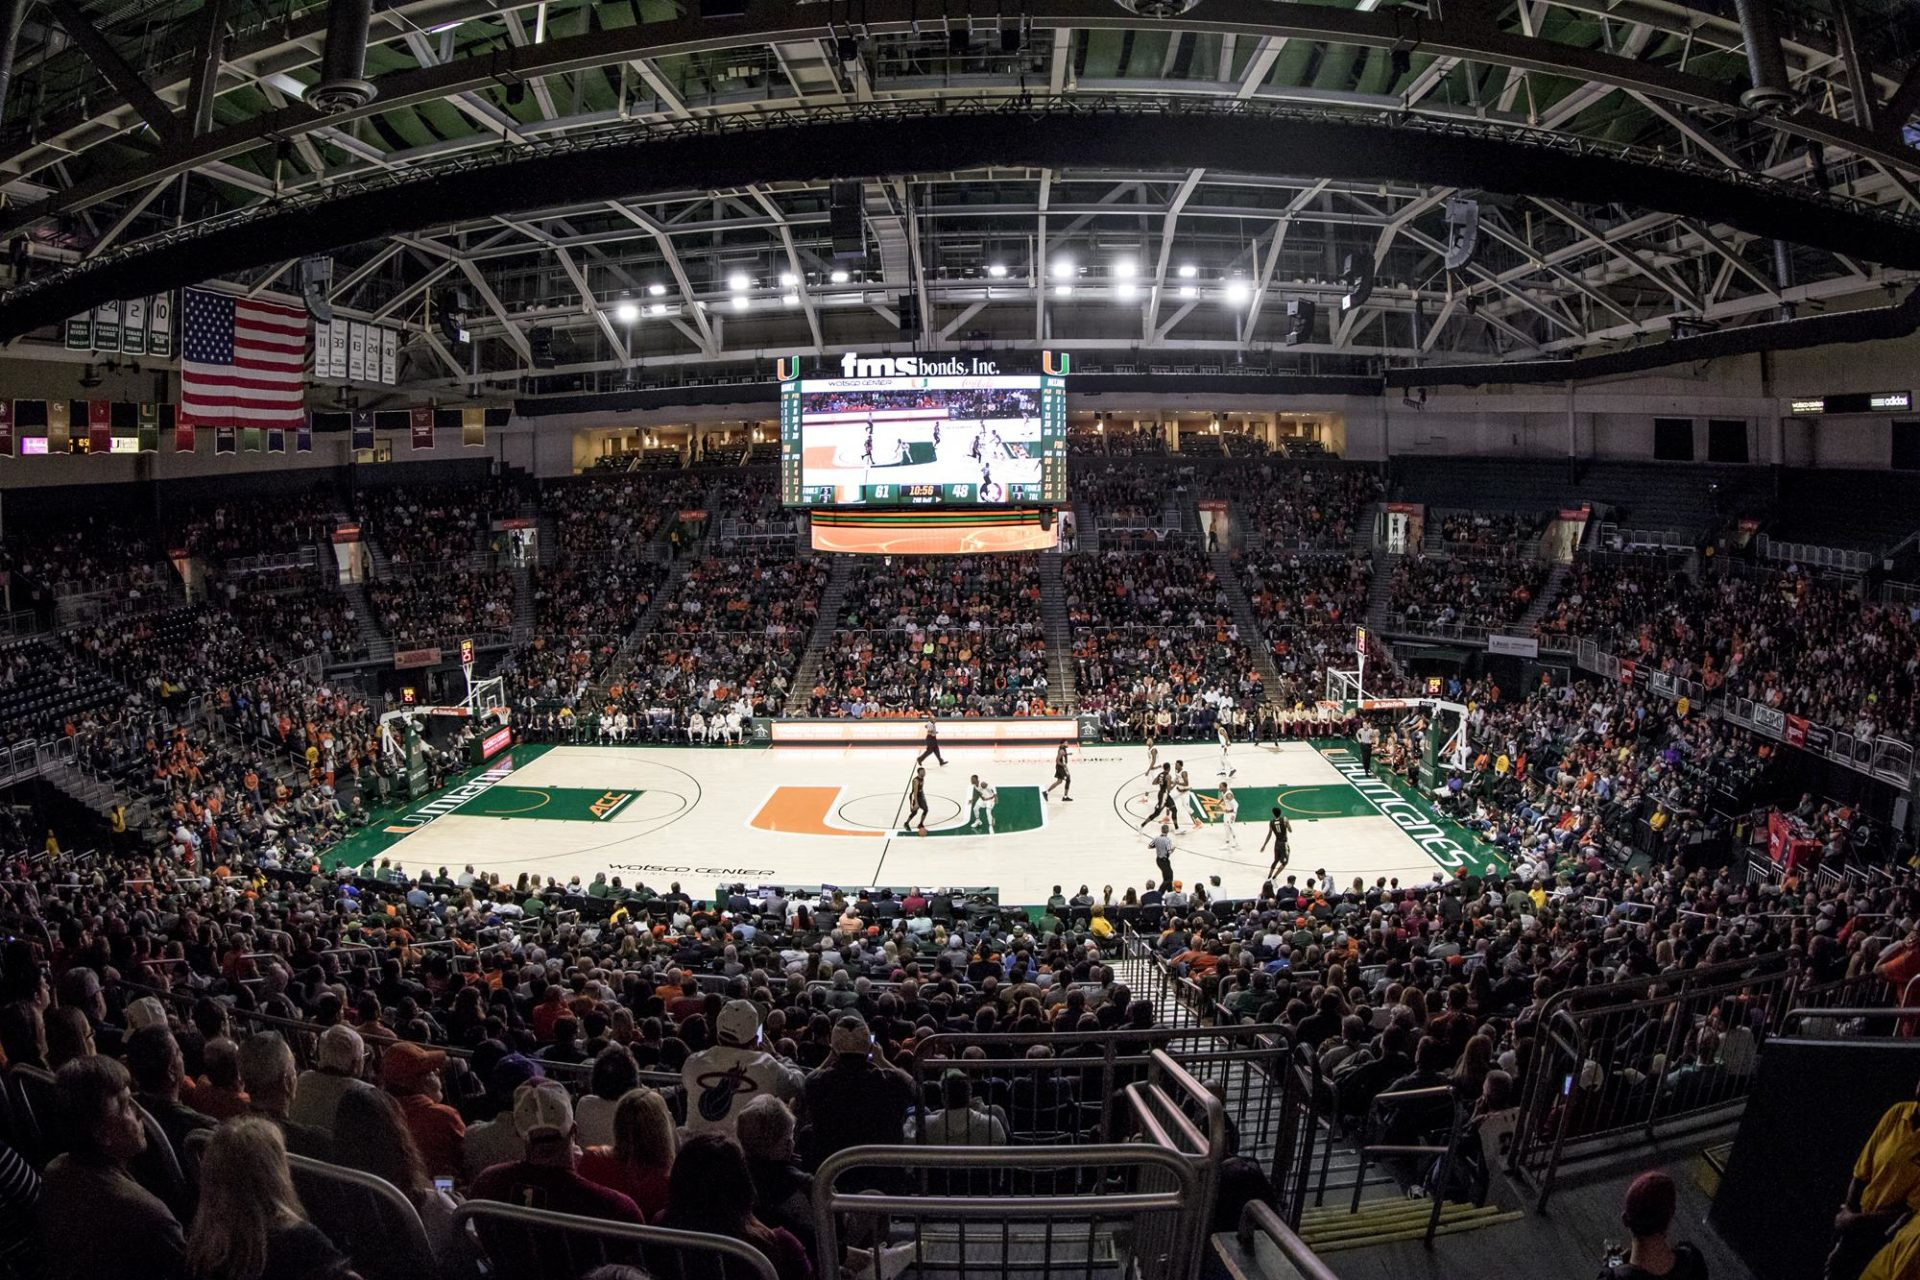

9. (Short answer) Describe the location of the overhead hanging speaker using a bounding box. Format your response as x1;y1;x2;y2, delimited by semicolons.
1339;252;1376;312
1442;198;1480;271
299;255;334;324
309;0;376;112
830;182;865;261
1285;298;1316;346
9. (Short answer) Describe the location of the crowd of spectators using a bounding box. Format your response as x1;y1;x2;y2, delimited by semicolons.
355;482;525;567
1388;555;1550;633
1076;464;1181;529
545;473;710;558
1218;464;1381;549
174;495;339;566
1237;552;1371;709
1532;555;1676;648
1;515;172;602
367;571;516;651
1432;509;1549;556
1065;550;1265;735
807;555;1048;717
223;582;368;664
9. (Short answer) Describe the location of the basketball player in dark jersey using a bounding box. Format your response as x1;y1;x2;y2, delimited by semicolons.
1044;741;1073;801
904;765;930;835
1139;763;1178;830
1262;807;1292;880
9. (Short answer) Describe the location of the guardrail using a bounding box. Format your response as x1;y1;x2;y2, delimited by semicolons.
1756;533;1874;575
1508;952;1804;1210
1595;521;1693;552
1236;1201;1345;1280
1722;695;1914;790
1381;614;1574;654
456;1201;780;1280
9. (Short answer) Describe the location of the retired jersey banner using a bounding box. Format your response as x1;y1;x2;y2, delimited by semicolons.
216;426;237;455
87;400;112;454
121;297;147;357
45;400;69;452
148;293;173;359
462;406;486;447
410;405;434;450
137;403;159;452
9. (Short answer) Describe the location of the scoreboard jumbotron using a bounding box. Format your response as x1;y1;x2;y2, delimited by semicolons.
779;351;1067;509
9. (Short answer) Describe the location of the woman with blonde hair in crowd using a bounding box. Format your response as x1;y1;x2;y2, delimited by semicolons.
185;1116;361;1280
578;1087;677;1219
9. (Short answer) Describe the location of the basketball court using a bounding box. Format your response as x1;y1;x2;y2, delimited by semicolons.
327;739;1502;905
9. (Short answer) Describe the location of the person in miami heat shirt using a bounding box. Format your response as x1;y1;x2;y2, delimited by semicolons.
680;1001;804;1138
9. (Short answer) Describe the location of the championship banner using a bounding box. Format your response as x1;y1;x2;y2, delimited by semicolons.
410;406;434;450
216;426;237;454
87;400;112;454
138;403;159;452
462;407;486;447
351;410;374;451
175;413;196;453
297;420;313;453
45;399;68;452
268;429;286;454
242;426;263;452
0;400;13;458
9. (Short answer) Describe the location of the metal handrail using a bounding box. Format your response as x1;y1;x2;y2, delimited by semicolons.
1347;1083;1463;1247
1237;1201;1344;1280
453;1200;779;1280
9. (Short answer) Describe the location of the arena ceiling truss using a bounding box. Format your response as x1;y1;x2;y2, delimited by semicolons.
2;0;1920;394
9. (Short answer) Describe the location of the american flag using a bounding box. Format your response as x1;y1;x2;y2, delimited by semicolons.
180;288;307;427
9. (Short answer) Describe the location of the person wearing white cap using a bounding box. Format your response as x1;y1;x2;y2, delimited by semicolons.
469;1080;646;1227
289;1024;374;1134
680;999;805;1138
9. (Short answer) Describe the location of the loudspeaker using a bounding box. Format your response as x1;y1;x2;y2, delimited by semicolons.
435;289;470;347
529;327;556;369
898;294;920;336
1285;298;1316;346
830;182;864;260
1339;252;1375;312
1443;198;1480;271
299;255;334;324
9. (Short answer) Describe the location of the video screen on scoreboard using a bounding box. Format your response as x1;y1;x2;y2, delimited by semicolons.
780;365;1066;507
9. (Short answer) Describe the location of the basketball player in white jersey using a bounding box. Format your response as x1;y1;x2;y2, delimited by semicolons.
969;775;997;833
1174;760;1205;826
1143;731;1160;778
1217;711;1233;763
1217;777;1240;848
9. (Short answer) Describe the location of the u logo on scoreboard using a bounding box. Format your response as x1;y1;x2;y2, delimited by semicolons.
775;357;803;382
1041;350;1071;376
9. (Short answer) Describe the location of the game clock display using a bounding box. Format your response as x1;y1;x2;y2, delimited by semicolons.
781;364;1066;508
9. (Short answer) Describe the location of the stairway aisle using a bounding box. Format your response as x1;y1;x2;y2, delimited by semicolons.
1365;551;1400;634
510;561;536;646
1037;555;1076;711
1516;560;1571;632
340;580;394;664
1213;549;1285;706
788;555;854;700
